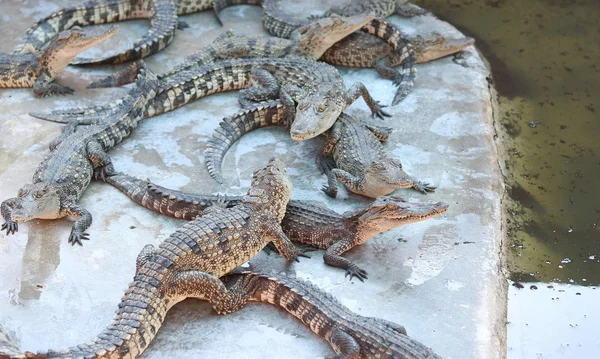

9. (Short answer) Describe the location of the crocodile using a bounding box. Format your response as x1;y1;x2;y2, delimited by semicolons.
32;31;391;141
0;25;118;97
2;158;309;359
223;271;443;358
13;0;210;66
0;64;159;245
214;0;417;104
104;172;448;280
200;99;435;198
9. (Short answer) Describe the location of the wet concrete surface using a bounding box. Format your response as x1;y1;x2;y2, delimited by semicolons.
0;1;504;358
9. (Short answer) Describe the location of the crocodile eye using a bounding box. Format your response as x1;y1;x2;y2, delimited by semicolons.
387;204;396;210
317;104;327;112
34;190;46;199
17;189;26;197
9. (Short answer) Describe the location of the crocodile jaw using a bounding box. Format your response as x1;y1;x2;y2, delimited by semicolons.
44;25;119;76
411;34;475;63
10;184;62;222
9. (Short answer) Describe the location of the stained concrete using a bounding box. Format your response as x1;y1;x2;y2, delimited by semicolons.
0;1;506;358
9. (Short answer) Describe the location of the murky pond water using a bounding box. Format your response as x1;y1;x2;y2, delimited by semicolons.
416;0;600;284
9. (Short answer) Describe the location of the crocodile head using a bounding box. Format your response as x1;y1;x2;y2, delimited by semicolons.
353;196;448;242
362;158;417;198
243;157;292;221
409;33;475;63
10;183;62;222
290;12;375;59
40;25;119;77
289;87;347;141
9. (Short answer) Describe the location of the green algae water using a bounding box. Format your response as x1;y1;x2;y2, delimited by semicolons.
416;0;599;284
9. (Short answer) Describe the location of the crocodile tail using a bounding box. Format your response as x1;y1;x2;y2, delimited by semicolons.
105;173;217;220
13;0;144;53
71;0;179;65
262;0;308;38
23;272;171;359
361;19;416;105
213;0;264;24
204;100;286;184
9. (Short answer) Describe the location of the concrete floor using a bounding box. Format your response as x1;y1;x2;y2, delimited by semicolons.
0;1;506;358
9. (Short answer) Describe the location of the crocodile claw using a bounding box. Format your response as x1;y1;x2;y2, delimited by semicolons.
1;221;18;235
413;181;437;194
68;231;90;246
345;265;368;282
93;165;116;182
321;185;337;198
292;245;314;262
372;102;391;120
177;20;189;30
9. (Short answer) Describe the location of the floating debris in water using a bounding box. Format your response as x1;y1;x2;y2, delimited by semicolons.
568;226;573;233
529;120;541;128
561;258;572;264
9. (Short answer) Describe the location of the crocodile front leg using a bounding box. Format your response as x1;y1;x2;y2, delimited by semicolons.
86;141;116;181
344;82;390;119
165;270;253;314
322;169;363;198
316;123;341;174
239;68;281;108
32;71;73;98
263;218;311;262
360;120;393;142
1;198;20;235
64;205;92;246
324;238;368;282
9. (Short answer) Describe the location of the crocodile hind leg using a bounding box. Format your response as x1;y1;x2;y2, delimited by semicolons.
1;198;20;235
48;122;79;151
322;169;362;198
239;68;280;108
165;270;254;314
32;71;73;98
360;121;393;142
344;82;390;119
64;205;92;246
324;238;368;282
86;141;116;181
327;327;362;359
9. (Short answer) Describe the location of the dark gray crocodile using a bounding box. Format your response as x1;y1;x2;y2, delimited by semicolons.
13;0;211;66
104;172;448;280
0;63;159;245
201;99;435;198
2;158;309;359
0;25;117;97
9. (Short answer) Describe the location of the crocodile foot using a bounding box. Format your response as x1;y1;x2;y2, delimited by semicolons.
372;101;391;120
33;83;74;98
321;185;338;198
1;221;18;235
316;156;336;174
413;181;437;194
177;20;189;30
290;245;313;262
68;230;89;246
93;165;116;182
345;264;368;282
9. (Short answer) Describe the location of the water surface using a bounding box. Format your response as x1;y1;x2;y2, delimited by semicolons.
417;0;600;284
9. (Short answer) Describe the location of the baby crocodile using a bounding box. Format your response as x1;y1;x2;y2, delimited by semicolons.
225;271;443;358
6;158;308;359
201;99;435;198
1;64;158;245
0;25;117;97
104;172;448;281
12;0;204;66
